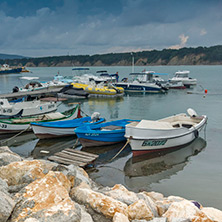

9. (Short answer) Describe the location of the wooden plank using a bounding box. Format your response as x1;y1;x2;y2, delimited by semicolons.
65;148;99;158
61;150;97;161
54;152;94;163
48;156;86;167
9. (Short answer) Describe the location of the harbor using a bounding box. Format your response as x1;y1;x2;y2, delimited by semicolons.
0;65;222;212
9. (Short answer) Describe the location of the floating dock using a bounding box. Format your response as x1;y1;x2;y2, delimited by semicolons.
0;87;63;99
47;148;99;167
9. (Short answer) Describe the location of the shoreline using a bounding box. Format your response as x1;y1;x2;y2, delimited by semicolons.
0;145;222;222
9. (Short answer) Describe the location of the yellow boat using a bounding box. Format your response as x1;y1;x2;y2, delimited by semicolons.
71;82;124;96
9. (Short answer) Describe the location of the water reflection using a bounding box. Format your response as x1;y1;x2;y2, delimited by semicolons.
0;132;38;157
32;136;77;159
82;142;131;165
124;137;206;191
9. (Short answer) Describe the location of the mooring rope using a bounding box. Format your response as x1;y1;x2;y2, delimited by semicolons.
72;138;79;148
109;138;130;162
0;125;31;145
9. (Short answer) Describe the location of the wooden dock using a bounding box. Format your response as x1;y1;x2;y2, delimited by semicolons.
47;148;99;167
0;87;63;99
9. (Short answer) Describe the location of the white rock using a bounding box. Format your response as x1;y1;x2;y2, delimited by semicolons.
71;185;128;218
163;199;214;222
113;212;129;222
128;199;154;221
0;190;15;222
0;152;22;166
105;184;139;205
143;191;165;202
202;207;222;222
137;192;159;217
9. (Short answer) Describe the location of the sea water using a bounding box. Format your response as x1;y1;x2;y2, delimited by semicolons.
1;65;222;210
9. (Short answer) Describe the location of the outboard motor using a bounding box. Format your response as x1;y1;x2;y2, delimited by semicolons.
91;112;101;122
12;86;19;93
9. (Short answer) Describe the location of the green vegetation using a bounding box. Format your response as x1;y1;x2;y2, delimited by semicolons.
1;45;222;67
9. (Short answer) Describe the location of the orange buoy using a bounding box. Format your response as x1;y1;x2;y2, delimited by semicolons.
204;89;208;94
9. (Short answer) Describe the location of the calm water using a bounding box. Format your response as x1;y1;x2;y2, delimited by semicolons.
1;65;222;210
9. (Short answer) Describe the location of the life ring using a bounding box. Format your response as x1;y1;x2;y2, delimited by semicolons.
194;129;199;138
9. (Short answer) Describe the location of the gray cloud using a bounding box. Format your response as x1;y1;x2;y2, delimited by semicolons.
0;0;221;57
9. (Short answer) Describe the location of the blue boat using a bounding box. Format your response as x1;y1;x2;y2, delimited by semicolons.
74;119;139;147
0;64;22;74
31;116;105;139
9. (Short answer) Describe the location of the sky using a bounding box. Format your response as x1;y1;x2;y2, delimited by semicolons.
0;0;221;57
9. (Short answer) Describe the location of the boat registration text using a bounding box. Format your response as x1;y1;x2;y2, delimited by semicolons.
142;139;167;146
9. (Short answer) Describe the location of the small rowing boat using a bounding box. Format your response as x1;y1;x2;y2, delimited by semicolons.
0;104;80;135
125;108;207;156
75;119;139;147
31;112;105;139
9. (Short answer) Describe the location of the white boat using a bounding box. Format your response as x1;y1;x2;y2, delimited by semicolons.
0;98;57;117
169;70;197;87
153;74;186;89
125;108;207;156
115;71;167;93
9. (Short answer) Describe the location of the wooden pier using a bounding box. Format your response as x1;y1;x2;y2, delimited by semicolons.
0;87;63;99
47;148;99;167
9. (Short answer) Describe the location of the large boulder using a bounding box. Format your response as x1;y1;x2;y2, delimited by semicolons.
104;184;139;205
128;199;154;221
0;159;56;186
202;207;222;222
52;164;94;188
70;184;128;219
10;171;81;222
0;177;15;222
163;199;214;222
0;146;22;166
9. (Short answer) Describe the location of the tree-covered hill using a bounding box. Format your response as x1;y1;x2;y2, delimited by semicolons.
1;45;222;67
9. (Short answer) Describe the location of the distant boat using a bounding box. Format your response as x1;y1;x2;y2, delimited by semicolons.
169;70;197;88
125;108;207;156
115;71;167;93
0;64;22;74
75;119;140;147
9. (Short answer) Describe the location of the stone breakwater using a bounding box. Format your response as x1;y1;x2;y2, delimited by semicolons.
0;146;222;222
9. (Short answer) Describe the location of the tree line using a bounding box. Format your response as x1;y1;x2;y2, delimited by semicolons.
1;45;222;67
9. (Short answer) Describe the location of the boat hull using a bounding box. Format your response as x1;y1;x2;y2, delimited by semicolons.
115;82;165;93
78;138;123;147
0;104;80;135
31;117;105;139
0;67;22;74
125;115;207;156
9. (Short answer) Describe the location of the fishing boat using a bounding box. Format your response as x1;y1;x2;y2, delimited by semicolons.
0;104;80;135
0;64;22;74
75;119;139;147
0;98;57;117
169;70;197;88
31;112;105;139
125;108;207;156
115;71;167;93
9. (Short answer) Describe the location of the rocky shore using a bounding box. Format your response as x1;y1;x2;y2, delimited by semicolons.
0;145;222;222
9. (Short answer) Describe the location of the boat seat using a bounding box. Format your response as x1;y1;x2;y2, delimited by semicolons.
101;125;123;131
136;120;174;129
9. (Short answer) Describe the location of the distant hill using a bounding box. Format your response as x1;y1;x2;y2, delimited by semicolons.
0;53;26;60
1;45;222;67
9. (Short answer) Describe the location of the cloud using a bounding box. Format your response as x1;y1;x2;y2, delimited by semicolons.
200;29;207;36
169;34;189;49
0;0;221;57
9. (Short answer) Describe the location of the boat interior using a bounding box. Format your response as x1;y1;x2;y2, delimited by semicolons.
128;114;204;130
